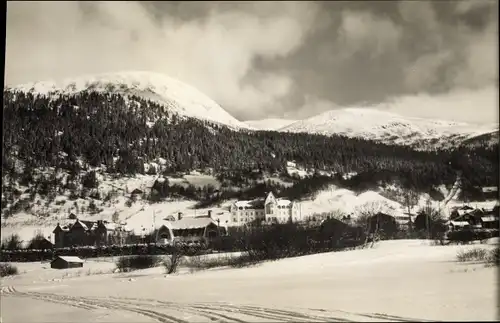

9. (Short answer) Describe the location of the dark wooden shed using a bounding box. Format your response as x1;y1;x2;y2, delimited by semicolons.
50;256;84;269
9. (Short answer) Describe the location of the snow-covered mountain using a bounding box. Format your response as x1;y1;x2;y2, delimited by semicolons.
7;71;251;130
244;118;298;131
277;108;498;150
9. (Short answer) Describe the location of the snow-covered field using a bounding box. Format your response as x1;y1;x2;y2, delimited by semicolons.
2;240;498;322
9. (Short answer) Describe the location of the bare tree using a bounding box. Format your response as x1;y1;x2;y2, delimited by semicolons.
354;201;395;248
163;243;184;274
401;189;419;232
111;210;119;223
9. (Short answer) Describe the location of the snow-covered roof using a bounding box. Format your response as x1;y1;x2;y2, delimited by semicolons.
164;217;217;230
54;256;84;263
481;216;499;222
277;199;292;207
449;221;470;226
235;200;265;209
102;223;119;230
75;220;98;231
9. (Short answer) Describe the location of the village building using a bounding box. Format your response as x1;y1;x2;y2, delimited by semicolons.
52;219;131;248
50;256;84;269
155;210;227;245
229;192;301;226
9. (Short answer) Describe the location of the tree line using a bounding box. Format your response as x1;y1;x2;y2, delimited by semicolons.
2;89;498;198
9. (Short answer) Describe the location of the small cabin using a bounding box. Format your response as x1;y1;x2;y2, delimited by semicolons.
50;256;84;269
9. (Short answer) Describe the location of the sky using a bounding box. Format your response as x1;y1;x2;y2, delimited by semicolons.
4;1;499;124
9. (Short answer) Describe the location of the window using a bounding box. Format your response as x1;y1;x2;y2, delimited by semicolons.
233;218;237;222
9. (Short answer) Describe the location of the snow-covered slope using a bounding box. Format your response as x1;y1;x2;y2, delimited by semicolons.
279;108;498;150
8;71;251;130
244;118;298;131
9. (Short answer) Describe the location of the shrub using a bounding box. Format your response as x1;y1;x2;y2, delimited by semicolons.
2;234;22;250
0;263;19;277
447;230;476;244
162;247;183;274
186;254;240;270
456;247;489;262
115;255;159;272
486;248;500;267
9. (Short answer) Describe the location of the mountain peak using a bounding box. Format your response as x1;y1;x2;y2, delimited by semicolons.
278;107;498;150
9;71;250;130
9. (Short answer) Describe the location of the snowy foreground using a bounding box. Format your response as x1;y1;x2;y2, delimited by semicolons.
1;240;498;322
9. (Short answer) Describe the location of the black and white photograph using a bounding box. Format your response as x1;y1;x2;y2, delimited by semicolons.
1;1;499;322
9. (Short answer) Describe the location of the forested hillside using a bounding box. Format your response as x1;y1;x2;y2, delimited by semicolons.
2;89;498;200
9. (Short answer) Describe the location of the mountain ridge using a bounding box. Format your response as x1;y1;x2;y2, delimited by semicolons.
252;108;498;150
8;71;252;131
6;71;498;151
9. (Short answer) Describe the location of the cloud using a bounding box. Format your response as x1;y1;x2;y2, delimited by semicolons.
336;10;402;59
5;1;320;120
383;86;498;125
5;1;498;125
399;0;498;94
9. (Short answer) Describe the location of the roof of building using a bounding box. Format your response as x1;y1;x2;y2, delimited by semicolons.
276;199;292;207
449;221;470;226
75;220;98;231
235;199;265;209
101;222;119;230
481;216;499;222
168;217;216;230
53;256;84;263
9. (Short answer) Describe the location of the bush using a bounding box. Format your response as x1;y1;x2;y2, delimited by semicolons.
0;263;19;277
486;248;500;267
456;248;488;262
115;255;160;272
2;234;22;250
162;247;183;274
447;230;476;244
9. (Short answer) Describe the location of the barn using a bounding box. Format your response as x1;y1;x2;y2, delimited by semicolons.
50;256;84;269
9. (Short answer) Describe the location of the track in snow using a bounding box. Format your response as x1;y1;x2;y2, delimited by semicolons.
2;285;439;322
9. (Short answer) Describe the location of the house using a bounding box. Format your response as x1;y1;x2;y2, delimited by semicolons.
27;237;54;250
229;192;301;226
366;212;399;236
447;220;470;231
480;216;499;229
230;199;266;225
52;219;131;248
50;256;84;269
393;213;418;229
53;223;71;248
156;211;226;245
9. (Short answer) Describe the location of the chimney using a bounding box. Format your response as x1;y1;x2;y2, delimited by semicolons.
208;210;212;218
178;212;183;220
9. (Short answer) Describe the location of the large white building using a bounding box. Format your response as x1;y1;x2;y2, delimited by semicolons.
229;192;301;225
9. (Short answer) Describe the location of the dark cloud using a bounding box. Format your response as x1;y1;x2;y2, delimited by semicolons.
5;1;498;124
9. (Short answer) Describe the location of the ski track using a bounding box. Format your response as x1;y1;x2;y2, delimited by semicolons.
2;285;439;322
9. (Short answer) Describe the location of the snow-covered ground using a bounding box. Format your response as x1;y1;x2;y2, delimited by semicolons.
244;118;298;131
2;240;498;322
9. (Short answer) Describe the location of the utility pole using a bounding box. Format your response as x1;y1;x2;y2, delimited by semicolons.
153;210;157;246
426;199;431;240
